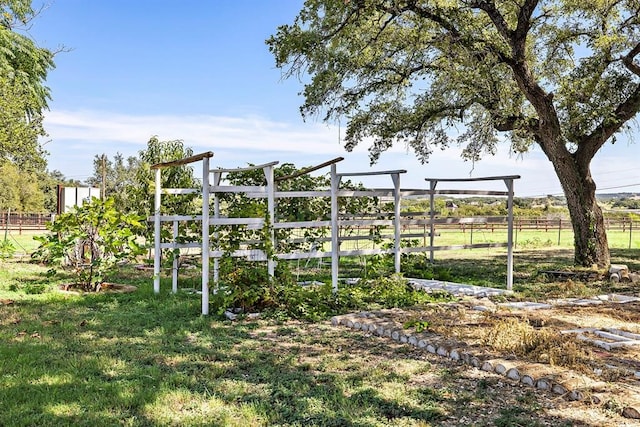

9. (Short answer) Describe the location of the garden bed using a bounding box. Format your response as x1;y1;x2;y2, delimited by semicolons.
331;299;640;421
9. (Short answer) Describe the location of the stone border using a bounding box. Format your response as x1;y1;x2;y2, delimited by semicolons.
331;310;640;420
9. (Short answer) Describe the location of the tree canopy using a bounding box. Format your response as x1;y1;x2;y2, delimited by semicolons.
0;160;44;212
86;152;142;210
268;0;640;267
0;0;55;171
132;136;199;240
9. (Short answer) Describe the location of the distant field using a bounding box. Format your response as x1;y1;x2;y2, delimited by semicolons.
7;225;639;254
332;226;638;252
2;230;43;256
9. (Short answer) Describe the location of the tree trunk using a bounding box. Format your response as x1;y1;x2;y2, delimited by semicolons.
551;155;610;268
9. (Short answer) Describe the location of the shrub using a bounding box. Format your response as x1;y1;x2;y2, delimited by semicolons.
0;239;15;260
33;197;146;291
212;260;453;321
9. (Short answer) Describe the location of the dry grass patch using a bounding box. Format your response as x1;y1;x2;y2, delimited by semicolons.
480;316;591;370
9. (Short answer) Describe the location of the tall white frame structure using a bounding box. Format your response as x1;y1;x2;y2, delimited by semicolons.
151;153;519;315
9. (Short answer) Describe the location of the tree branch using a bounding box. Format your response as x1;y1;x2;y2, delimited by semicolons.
514;0;539;46
464;1;513;43
622;42;640;77
466;1;560;151
579;82;640;161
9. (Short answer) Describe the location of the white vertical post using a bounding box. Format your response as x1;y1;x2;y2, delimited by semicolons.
331;164;340;293
429;180;437;263
264;165;276;277
392;173;401;274
153;168;162;294
201;156;210;315
213;172;221;286
505;178;514;291
172;220;178;293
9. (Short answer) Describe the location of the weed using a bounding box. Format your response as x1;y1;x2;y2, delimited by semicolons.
0;239;16;260
403;319;430;332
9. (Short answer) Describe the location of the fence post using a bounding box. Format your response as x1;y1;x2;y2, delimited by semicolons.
330;164;340;293
153;168;162;294
172;221;179;293
4;209;9;241
264;164;276;278
630;220;633;250
201;156;210;316
429;180;437;263
558;218;561;246
505;179;515;291
392;173;401;274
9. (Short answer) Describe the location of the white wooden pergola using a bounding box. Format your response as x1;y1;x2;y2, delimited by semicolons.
424;176;520;291
150;153;519;315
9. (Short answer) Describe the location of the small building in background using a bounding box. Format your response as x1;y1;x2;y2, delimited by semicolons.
56;185;101;214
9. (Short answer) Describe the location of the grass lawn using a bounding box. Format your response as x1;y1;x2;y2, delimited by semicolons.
1;241;639;425
1;261;458;427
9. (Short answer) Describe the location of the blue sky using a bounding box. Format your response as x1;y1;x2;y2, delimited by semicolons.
28;0;640;197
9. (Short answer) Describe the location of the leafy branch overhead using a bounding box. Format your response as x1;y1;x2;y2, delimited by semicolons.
268;0;640;164
268;0;640;268
0;0;56;171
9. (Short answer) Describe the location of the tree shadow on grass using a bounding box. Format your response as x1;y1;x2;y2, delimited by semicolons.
0;278;630;426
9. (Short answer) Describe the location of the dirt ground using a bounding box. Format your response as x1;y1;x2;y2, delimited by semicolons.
331;299;640;425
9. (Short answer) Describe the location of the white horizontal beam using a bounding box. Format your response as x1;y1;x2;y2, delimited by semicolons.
338;169;407;177
161;188;200;195
160;242;201;249
425;175;521;182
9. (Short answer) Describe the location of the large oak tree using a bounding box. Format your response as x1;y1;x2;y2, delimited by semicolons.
267;0;640;267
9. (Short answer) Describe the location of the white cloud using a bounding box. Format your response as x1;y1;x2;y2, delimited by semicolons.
44;109;355;155
43;109;639;196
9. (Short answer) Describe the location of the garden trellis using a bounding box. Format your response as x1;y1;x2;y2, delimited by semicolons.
150;152;519;315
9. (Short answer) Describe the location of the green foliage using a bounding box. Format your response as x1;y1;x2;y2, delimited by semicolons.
268;0;640;163
268;0;640;267
86;152;142;211
519;237;555;248
222;163;330;254
0;160;44;212
0;239;15;259
129;137;199;247
351;274;452;307
403;319;430;333
0;1;55;172
357;251;455;283
212;260;278;314
221;163;385;255
33;197;146;291
213;261;452;321
612;198;640;210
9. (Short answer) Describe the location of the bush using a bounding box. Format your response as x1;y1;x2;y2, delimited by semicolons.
212;260;453;321
0;239;15;260
33;197;146;291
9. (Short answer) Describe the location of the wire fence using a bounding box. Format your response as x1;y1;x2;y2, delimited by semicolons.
2;212;638;248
